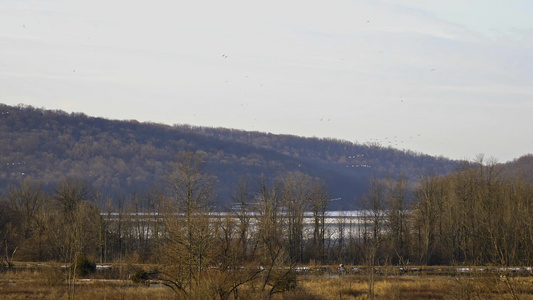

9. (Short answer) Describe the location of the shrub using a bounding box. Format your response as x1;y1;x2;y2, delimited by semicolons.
74;255;96;277
130;269;150;285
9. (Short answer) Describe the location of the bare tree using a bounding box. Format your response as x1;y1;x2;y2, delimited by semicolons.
231;177;253;261
0;199;16;270
385;174;411;264
309;179;329;265
210;214;263;300
55;177;90;215
413;172;444;265
48;178;99;299
159;150;215;297
361;176;386;300
281;171;313;263
254;175;296;295
5;179;46;260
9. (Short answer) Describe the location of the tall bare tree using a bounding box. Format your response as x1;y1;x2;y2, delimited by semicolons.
413;172;444;265
160;150;215;297
253;175;296;295
5;179;47;260
361;176;386;300
48;178;99;299
309;179;329;264
384;174;411;264
281;171;313;263
231;177;253;260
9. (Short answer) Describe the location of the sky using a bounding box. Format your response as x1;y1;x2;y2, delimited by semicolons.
1;0;532;163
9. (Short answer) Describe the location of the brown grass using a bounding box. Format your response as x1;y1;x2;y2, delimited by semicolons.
0;267;174;300
3;264;533;299
295;274;533;300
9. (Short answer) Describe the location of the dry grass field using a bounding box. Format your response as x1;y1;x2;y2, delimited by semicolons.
2;263;533;299
297;275;533;299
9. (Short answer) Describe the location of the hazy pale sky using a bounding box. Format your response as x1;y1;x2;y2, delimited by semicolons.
1;0;532;162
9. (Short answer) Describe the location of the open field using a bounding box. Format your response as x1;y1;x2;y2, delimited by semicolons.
3;263;533;299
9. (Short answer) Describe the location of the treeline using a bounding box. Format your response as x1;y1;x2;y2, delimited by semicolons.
2;152;533;298
0;103;460;207
0;151;333;297
410;157;533;266
350;156;533;267
0;151;333;263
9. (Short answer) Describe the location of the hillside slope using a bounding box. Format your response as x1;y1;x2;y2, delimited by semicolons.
0;103;461;208
498;154;533;181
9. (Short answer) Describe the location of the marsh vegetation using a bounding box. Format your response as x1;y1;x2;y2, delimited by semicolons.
3;263;533;299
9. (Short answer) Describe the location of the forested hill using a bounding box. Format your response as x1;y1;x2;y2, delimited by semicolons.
0;103;460;208
497;154;533;181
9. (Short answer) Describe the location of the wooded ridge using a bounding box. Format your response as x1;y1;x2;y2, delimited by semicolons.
0;103;505;208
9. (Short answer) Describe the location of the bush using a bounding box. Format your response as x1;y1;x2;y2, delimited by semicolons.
270;269;297;294
130;269;150;285
74;255;96;277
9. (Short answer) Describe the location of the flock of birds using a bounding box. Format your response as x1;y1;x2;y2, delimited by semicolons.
364;133;422;148
218;51;428;153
